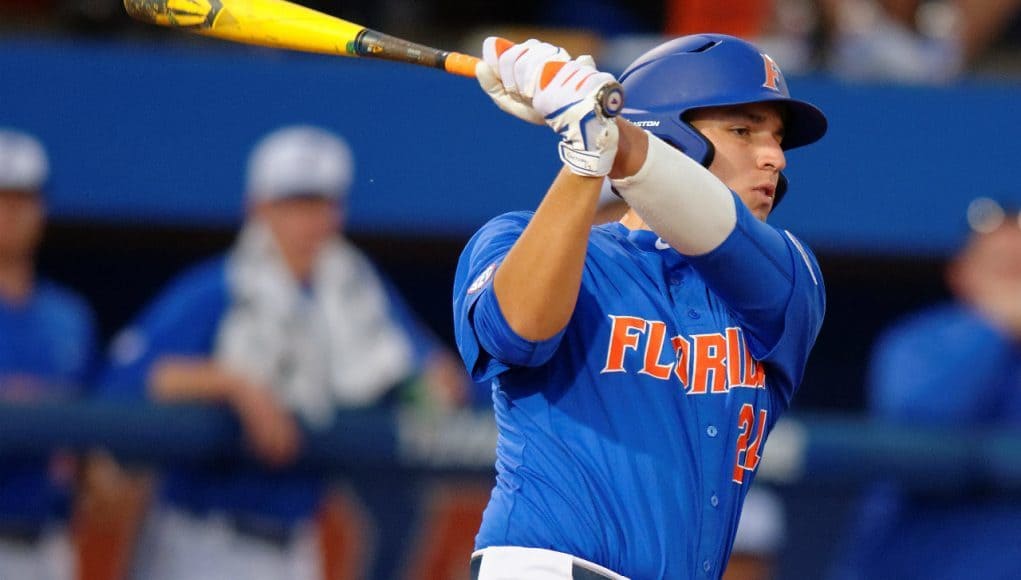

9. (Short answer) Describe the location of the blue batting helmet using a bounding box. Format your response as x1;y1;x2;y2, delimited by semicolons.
618;34;827;204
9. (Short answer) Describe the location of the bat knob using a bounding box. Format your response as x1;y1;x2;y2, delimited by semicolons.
597;82;625;118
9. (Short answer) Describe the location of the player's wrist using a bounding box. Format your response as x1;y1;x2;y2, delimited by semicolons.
536;61;620;178
557;129;618;177
609;120;649;179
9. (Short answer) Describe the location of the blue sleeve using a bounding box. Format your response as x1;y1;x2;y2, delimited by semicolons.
869;305;1016;424
97;258;231;401
688;195;825;400
63;291;100;388
452;212;566;382
39;282;100;390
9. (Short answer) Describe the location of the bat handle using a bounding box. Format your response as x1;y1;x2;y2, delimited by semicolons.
443;52;480;78
449;53;625;119
594;81;625;119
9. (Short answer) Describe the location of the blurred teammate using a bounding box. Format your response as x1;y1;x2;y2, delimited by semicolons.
100;125;467;580
833;197;1021;580
455;34;826;578
0;129;97;580
724;486;786;580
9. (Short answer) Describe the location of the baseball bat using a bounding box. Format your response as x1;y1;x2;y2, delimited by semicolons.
123;0;624;117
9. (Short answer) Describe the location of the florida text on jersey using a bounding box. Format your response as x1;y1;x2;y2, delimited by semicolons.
453;203;824;578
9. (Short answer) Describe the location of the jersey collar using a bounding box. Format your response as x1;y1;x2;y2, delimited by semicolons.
610;222;689;268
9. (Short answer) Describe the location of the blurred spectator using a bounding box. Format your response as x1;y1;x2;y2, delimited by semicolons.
725;486;787;580
822;0;1021;82
0;129;98;580
599;0;819;77
665;0;775;39
831;197;1021;579
98;125;469;580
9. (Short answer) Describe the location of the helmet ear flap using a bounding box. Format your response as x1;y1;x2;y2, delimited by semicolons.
657;122;716;168
617;123;790;209
675;117;789;210
774;173;788;207
657;124;790;211
691;129;715;168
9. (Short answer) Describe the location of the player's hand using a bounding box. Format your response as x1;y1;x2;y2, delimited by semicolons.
229;382;302;468
533;55;620;176
477;37;619;176
476;37;569;125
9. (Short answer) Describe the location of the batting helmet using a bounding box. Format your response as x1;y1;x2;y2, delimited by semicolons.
618;34;827;204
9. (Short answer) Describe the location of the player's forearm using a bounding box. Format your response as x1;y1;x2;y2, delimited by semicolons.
148;357;245;403
493;168;602;341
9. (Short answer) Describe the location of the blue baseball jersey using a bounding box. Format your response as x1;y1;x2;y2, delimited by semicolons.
833;304;1021;580
99;256;439;526
453;196;824;578
0;280;97;524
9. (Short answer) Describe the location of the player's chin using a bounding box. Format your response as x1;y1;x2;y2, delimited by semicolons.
747;192;767;219
748;198;773;221
738;188;774;220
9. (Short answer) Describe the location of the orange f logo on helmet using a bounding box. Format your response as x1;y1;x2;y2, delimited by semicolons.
761;53;783;91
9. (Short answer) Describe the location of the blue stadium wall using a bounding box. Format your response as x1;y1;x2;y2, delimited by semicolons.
3;37;1021;256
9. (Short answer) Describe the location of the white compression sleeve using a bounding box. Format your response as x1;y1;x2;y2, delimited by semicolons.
610;132;737;256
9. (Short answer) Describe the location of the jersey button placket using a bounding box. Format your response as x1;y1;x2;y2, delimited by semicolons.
703;559;713;574
706;425;718;437
710;494;719;507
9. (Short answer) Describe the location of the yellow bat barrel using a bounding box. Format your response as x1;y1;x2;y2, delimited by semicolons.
124;0;623;114
124;0;365;57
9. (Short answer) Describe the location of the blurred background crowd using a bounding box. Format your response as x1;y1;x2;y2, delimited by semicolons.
1;0;1021;579
3;0;1021;81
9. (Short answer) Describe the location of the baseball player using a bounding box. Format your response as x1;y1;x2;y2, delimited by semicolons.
832;198;1021;580
454;34;827;579
0;129;97;580
100;125;467;580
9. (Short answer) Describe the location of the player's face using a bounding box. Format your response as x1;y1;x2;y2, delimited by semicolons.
254;196;340;281
956;221;1021;293
688;103;787;220
0;190;44;262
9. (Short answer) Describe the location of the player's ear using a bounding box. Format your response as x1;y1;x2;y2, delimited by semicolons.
945;251;970;300
248;199;271;220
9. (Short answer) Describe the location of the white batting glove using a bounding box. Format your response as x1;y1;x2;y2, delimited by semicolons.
476;37;619;177
476;37;570;125
533;56;620;177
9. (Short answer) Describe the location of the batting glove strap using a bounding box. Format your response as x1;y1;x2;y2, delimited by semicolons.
556;120;619;177
559;141;609;176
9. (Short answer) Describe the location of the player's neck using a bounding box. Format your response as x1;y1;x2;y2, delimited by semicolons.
0;258;35;304
619;209;652;232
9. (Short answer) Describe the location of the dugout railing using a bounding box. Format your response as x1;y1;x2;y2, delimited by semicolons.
2;401;1020;491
